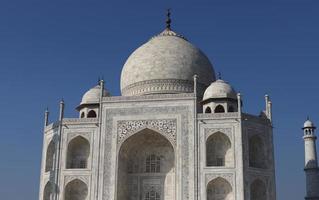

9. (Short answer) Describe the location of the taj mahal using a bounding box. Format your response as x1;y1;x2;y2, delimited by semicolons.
38;11;319;200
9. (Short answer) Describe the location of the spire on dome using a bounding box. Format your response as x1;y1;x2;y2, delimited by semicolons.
166;9;172;30
152;9;187;40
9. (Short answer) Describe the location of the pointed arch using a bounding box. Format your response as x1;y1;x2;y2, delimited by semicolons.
249;135;267;168
250;179;267;200
64;179;88;200
206;132;232;167
43;181;54;200
66;136;90;169
214;105;225;113
87;110;97;118
117;129;175;200
207;177;233;200
205;107;212;113
80;112;85;118
45;140;55;172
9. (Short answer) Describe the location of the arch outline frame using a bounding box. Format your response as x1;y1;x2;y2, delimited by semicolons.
204;127;235;168
64;131;93;170
205;173;235;200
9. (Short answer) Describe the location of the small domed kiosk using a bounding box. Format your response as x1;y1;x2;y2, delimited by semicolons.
202;78;238;113
76;83;110;118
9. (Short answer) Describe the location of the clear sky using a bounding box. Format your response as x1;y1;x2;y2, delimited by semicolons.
0;0;318;199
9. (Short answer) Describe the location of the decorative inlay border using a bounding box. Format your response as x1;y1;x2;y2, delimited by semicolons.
103;93;195;102
63;118;98;123
117;119;177;146
205;173;234;187
204;128;232;140
121;79;207;96
64;175;90;186
198;112;238;119
66;132;91;143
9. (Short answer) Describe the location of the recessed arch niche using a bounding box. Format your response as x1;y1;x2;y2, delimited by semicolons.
64;179;88;200
250;179;267;200
45;140;55;172
43;181;54;200
66;136;90;169
206;132;232;167
117;128;175;200
207;177;233;200
249;135;267;169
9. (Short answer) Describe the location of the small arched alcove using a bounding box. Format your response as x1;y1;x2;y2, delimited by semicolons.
250;179;267;200
64;179;88;200
117;128;175;200
249;135;267;169
205;107;212;113
206;132;232;167
66;136;90;169
87;110;97;118
80;112;85;118
43;181;54;200
214;105;225;113
45;140;55;172
207;177;233;200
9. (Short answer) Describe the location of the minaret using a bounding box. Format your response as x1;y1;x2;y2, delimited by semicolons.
303;118;319;200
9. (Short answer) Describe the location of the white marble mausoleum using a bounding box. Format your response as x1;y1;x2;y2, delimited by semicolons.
38;12;278;200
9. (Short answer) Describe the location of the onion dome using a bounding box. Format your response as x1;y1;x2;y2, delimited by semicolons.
203;79;237;101
120;11;215;96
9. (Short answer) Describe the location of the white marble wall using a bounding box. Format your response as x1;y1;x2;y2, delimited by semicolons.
39;94;276;200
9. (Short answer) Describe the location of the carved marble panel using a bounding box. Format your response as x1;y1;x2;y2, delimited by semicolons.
204;128;233;140
205;173;234;187
64;175;90;186
117;119;177;146
66;132;91;143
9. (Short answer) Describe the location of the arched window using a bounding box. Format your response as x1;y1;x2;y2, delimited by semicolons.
214;105;225;113
249;135;267;169
145;190;160;200
228;106;235;112
66;136;90;169
206;132;232;167
45;140;55;172
87;110;97;118
250;179;267;200
64;179;88;200
207;177;233;200
146;154;161;173
80;112;85;118
205;107;212;113
43;182;54;200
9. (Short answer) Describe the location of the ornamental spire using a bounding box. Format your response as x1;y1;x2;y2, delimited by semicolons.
166;9;171;30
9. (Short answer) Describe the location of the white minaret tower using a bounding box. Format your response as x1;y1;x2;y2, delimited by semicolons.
303;118;319;200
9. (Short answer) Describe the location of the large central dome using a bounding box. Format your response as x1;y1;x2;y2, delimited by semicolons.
120;28;216;96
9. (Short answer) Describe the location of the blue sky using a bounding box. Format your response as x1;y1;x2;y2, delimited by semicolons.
0;0;318;199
